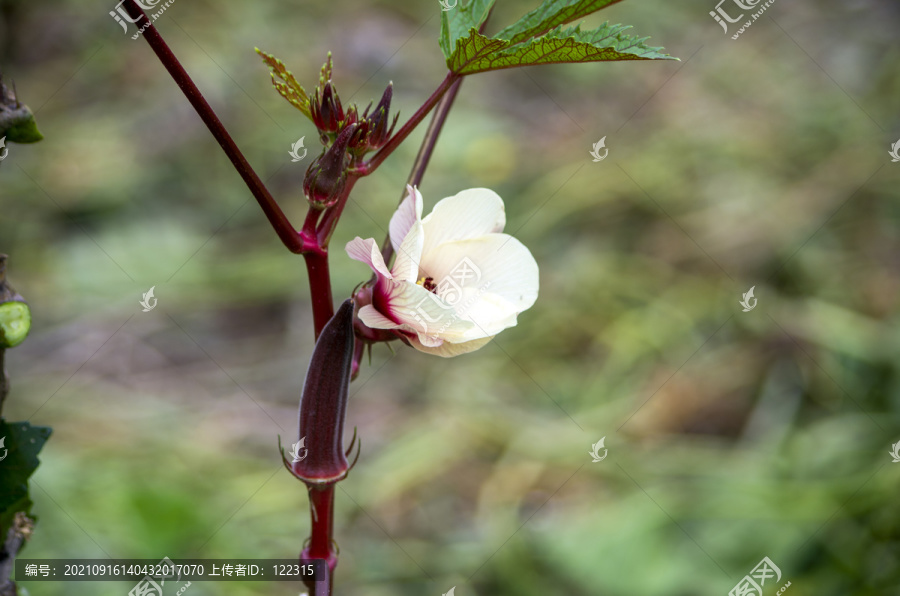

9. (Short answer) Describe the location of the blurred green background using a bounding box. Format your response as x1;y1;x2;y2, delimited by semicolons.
2;0;900;594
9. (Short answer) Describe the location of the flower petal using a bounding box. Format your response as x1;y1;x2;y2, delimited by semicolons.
346;237;392;280
409;335;494;357
380;280;476;342
389;185;423;256
419;233;539;338
357;304;401;330
455;291;521;340
391;221;424;283
421;188;506;258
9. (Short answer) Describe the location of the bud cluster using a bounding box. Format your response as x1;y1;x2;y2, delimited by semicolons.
303;56;398;210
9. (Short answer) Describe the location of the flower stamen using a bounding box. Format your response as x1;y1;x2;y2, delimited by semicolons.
417;276;438;293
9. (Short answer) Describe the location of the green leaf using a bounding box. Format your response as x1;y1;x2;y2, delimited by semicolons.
255;48;312;119
448;23;675;75
0;420;52;531
0;105;43;144
495;0;625;45
439;0;495;60
446;30;510;75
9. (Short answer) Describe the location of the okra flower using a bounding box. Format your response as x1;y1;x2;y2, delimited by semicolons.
346;186;539;357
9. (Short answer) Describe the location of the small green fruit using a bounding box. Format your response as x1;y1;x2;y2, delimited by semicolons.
0;300;31;348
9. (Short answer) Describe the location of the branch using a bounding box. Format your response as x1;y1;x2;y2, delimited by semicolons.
379;76;463;264
362;71;460;174
123;1;304;253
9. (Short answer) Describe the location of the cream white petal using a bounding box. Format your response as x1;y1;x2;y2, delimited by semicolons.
381;280;476;342
420;233;539;313
420;188;506;258
455;292;521;340
359;303;431;342
357;304;401;330
391;221;424;284
389;185;423;256
413;330;444;348
346;237;392;279
409;335;495;357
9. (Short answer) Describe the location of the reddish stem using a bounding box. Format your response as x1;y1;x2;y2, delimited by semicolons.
122;0;304;253
302;485;337;593
363;72;460;174
123;5;470;594
379;76;464;264
303;252;335;338
316;175;360;249
304;485;337;562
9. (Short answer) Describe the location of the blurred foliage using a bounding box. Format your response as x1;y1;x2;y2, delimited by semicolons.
1;0;900;595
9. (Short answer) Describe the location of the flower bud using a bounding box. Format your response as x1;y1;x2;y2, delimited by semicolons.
303;124;355;209
310;82;345;135
0;255;31;349
346;120;372;158
364;83;398;151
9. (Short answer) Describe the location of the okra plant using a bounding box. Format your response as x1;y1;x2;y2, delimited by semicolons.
116;0;675;593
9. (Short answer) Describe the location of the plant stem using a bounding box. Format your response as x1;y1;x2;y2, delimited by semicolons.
296;209;334;339
123;0;339;339
315;176;360;250
379;76;464;264
303;252;335;339
122;0;304;254
123;6;471;594
363;72;460;174
305;485;337;562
